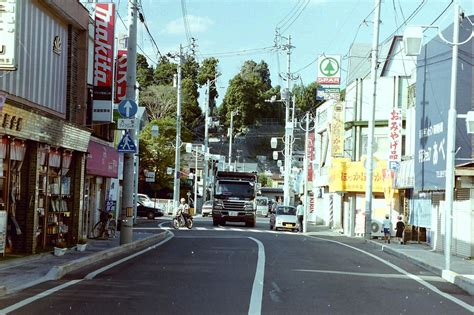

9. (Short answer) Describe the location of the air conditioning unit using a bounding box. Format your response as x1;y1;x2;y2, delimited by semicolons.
371;220;384;238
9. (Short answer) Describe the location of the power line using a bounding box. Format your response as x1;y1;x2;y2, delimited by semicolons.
276;0;305;29
138;1;163;60
280;0;311;34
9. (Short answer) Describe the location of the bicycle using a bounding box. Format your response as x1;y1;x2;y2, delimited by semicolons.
92;210;117;239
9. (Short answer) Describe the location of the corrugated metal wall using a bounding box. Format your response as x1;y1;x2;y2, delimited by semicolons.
0;1;68;114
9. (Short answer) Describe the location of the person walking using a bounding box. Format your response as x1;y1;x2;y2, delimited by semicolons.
382;214;391;244
395;216;405;244
296;200;304;233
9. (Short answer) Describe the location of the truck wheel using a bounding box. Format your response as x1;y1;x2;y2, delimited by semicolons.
213;219;219;226
246;220;255;228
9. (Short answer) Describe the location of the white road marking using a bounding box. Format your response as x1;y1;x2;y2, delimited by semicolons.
294;269;446;282
0;280;83;314
247;237;265;315
0;232;174;314
172;235;265;315
312;237;474;313
85;233;174;279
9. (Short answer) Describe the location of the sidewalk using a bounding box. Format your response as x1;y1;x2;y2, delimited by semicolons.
369;238;474;295
304;224;473;295
0;230;170;297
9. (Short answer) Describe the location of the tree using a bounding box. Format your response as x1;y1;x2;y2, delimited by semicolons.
136;54;154;89
219;59;275;130
154;56;177;86
292;81;322;114
258;173;273;187
140;85;177;121
197;57;220;116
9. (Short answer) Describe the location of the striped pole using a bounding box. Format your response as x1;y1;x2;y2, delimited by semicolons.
329;194;334;228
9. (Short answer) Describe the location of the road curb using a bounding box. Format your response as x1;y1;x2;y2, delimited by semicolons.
3;231;171;297
46;231;171;280
367;240;474;295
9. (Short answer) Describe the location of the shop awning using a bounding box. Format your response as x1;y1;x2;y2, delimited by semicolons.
86;139;119;178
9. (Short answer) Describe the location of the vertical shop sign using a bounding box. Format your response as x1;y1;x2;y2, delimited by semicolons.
308;133;315;181
92;3;115;122
0;211;6;256
388;108;402;171
114;49;127;104
331;102;345;157
0;0;18;70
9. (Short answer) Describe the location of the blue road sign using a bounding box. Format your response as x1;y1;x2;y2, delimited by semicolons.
118;99;138;118
117;132;137;153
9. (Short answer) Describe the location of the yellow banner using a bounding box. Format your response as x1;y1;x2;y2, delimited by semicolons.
329;158;387;193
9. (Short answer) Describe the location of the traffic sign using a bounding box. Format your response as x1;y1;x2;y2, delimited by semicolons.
117;118;137;130
118;99;138;118
117;131;137;153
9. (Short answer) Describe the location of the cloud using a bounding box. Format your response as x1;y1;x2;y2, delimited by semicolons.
164;15;214;35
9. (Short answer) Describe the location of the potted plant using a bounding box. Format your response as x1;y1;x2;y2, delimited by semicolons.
54;240;67;256
76;238;88;252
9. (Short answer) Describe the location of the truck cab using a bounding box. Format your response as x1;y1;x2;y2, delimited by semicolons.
212;171;257;227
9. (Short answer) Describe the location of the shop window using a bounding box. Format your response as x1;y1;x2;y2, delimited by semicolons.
37;146;74;249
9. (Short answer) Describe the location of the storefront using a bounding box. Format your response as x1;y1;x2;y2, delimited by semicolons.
84;138;119;238
0;103;90;254
329;157;401;237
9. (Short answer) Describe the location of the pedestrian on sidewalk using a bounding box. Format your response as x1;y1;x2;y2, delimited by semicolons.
395;215;405;244
382;214;391;244
296;200;304;232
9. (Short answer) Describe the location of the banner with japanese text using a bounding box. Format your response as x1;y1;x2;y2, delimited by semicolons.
331;102;345;157
114;49;127;104
329;158;387;193
388;108;402;170
93;3;115;122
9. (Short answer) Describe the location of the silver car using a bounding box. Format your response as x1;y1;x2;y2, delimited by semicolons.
269;205;298;231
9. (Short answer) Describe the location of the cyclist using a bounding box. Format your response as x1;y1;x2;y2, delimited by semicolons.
178;197;190;222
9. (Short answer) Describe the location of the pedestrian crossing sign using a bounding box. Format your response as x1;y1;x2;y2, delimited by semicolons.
117;132;137;153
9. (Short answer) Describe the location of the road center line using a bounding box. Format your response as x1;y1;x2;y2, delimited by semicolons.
312;237;474;313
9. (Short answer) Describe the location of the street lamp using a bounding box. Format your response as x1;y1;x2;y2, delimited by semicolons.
402;2;474;273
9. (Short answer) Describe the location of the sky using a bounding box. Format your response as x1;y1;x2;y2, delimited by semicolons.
109;0;473;108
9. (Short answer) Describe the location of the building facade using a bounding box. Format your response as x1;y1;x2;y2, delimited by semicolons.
0;0;91;253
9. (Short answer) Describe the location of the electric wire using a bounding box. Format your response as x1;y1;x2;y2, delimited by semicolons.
280;0;311;34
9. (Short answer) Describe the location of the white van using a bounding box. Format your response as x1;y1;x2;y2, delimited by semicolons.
255;196;269;217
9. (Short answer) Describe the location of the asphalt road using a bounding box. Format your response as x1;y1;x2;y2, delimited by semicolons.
0;216;472;315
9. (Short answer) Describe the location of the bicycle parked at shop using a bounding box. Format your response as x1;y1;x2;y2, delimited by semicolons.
92;210;117;239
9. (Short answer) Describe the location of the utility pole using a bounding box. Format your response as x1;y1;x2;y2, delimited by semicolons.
120;0;138;245
283;35;294;207
444;2;460;272
172;45;183;212
302;112;312;233
203;79;210;205
364;0;381;240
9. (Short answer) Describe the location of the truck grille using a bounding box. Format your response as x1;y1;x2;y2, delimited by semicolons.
223;200;245;211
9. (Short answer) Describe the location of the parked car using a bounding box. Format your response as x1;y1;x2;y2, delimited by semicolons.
202;200;213;217
136;193;160;209
269;205;298;231
137;201;164;219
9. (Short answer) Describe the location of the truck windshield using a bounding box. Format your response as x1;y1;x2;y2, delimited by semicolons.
215;180;254;198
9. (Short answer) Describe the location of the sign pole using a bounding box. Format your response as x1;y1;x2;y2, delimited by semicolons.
120;0;138;245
